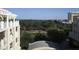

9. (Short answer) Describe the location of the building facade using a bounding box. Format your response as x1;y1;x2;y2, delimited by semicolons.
69;12;79;46
69;18;79;39
0;9;20;50
68;12;79;24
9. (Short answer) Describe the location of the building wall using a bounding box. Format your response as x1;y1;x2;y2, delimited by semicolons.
0;20;20;50
0;9;20;50
7;21;20;50
68;13;79;23
69;18;79;42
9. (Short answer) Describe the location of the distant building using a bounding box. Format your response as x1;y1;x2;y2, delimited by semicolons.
61;12;79;24
0;9;20;50
61;19;69;24
69;12;79;46
68;12;79;24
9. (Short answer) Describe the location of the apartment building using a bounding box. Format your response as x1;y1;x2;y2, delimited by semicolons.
0;9;20;50
69;12;79;46
68;12;79;24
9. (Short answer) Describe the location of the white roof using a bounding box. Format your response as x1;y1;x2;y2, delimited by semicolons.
28;41;58;50
0;9;17;16
69;12;79;14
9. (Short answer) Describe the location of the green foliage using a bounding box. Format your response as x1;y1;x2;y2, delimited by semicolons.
20;31;34;49
47;29;67;43
20;20;72;49
20;20;71;31
34;32;48;42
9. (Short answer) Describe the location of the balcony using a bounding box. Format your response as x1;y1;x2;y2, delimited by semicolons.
0;21;6;32
9;21;14;28
9;20;19;28
0;20;19;30
15;21;19;27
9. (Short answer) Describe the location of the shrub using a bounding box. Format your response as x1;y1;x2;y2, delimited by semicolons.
34;33;48;42
20;31;34;49
47;29;67;43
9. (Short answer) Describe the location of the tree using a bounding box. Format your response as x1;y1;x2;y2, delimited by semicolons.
34;33;48;42
20;31;34;49
47;29;66;43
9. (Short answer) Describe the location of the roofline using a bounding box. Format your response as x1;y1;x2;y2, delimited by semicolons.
68;12;79;14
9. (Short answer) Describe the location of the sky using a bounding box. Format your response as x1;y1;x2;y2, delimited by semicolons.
5;8;79;20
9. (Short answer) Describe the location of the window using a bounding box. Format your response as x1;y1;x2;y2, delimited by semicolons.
10;42;13;48
10;29;13;36
16;27;18;31
10;29;12;32
16;38;18;42
0;31;5;40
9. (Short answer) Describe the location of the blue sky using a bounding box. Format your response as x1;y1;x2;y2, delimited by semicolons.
5;8;79;20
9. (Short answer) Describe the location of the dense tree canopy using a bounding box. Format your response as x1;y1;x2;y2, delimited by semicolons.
20;20;71;31
19;19;72;49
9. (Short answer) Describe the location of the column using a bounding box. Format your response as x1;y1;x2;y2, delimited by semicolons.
1;21;4;29
13;17;16;49
6;15;9;49
6;16;9;28
13;17;16;27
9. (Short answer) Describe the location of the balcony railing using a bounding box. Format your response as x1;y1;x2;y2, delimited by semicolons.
0;20;19;31
0;21;6;32
15;21;19;26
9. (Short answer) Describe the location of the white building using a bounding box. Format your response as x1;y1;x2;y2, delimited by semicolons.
69;18;79;39
0;9;20;50
69;12;79;46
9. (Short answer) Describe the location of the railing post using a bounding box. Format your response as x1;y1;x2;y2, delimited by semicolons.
1;21;4;29
6;16;9;28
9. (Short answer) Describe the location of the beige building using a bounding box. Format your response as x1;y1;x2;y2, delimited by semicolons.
0;9;20;50
68;12;79;23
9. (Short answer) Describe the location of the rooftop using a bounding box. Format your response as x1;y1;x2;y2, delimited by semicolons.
0;9;17;16
28;41;59;50
69;12;79;14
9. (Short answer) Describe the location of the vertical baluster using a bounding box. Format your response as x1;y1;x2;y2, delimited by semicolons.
1;21;4;29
